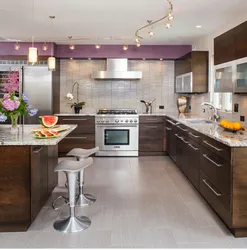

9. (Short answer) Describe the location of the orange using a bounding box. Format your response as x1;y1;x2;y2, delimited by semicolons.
220;120;227;127
233;122;242;131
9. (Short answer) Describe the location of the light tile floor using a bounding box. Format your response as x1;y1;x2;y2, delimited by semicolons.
1;156;247;248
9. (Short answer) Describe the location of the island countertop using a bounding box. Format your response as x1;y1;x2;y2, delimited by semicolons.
0;124;77;146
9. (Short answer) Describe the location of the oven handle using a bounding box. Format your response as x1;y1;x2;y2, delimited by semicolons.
96;125;138;128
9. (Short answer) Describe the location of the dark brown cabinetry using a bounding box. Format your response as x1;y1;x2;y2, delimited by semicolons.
214;20;247;65
165;118;177;161
58;116;95;156
165;116;247;237
175;51;209;93
139;116;166;156
0;145;58;232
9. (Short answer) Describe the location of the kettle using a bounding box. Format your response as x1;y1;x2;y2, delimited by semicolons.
140;99;156;114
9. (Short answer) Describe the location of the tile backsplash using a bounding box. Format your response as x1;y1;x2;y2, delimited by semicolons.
60;59;177;114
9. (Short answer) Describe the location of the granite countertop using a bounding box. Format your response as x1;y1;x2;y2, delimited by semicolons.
0;124;77;146
165;113;247;148
55;113;96;116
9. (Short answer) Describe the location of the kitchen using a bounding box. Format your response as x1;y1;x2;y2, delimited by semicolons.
2;0;247;248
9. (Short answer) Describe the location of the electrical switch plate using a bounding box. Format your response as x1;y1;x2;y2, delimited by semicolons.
159;105;164;109
234;104;239;112
240;116;245;122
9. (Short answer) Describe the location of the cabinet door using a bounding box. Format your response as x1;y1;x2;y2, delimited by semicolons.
47;145;58;194
234;21;247;60
139;124;163;152
214;29;235;65
31;146;48;221
175;76;183;93
183;73;193;93
186;140;200;189
235;61;247;93
215;66;233;93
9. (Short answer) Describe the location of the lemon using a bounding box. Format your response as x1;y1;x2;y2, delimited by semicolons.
220;119;228;127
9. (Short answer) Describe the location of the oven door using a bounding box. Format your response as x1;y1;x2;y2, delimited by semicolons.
96;124;138;151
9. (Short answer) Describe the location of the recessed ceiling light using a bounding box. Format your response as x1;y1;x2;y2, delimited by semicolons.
143;58;145;61
88;58;91;60
160;58;163;61
70;57;73;60
196;25;202;28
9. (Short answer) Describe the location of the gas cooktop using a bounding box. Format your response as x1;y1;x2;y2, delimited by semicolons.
97;109;138;115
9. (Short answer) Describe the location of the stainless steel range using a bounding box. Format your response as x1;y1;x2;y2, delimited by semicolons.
95;109;139;156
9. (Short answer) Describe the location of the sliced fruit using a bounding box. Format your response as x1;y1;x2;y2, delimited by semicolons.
39;116;58;128
35;131;43;137
41;131;53;137
49;131;59;136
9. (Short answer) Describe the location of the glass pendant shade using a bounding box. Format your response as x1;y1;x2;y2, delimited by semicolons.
48;56;56;71
28;47;38;65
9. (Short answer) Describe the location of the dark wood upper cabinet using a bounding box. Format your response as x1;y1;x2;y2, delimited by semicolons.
175;51;209;93
214;20;247;65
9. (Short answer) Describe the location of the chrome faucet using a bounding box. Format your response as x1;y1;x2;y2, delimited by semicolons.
201;102;220;122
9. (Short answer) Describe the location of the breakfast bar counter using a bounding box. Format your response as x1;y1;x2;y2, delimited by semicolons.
0;124;77;232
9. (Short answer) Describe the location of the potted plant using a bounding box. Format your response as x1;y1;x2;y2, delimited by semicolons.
0;71;38;133
71;101;86;114
66;82;86;114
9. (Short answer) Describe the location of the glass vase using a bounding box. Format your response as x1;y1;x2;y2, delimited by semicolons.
10;113;19;134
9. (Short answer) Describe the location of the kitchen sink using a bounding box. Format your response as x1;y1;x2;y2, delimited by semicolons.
186;118;213;124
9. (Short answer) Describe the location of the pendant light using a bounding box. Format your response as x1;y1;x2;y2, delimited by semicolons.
69;36;75;50
28;0;38;65
48;16;56;71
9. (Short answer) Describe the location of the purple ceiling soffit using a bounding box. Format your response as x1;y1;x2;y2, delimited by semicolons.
0;42;56;56
55;44;192;60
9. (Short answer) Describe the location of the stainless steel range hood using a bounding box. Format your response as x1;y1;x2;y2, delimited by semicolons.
92;58;142;80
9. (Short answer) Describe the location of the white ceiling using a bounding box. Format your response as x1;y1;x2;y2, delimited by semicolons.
0;0;247;45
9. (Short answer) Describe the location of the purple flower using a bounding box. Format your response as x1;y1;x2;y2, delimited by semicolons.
2;99;20;111
22;93;29;103
2;71;19;93
29;109;38;117
0;114;7;122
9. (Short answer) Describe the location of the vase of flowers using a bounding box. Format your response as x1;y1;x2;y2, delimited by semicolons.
0;71;38;133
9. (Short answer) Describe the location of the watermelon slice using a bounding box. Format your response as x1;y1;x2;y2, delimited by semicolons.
49;131;59;136
35;131;44;137
41;131;54;137
39;116;58;128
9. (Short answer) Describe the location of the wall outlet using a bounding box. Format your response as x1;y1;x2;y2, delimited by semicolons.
234;103;239;112
240;116;245;122
159;105;164;109
189;105;191;110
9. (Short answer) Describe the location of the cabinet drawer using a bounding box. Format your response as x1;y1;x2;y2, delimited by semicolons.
139;124;163;138
140;116;164;124
58;116;95;134
200;170;231;227
139;138;163;152
58;134;95;153
202;137;231;161
188;128;202;143
201;147;230;195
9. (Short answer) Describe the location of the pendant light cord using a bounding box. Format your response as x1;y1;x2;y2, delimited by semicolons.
32;0;34;47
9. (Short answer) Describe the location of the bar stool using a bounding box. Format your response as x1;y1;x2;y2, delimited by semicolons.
53;157;93;233
67;147;99;207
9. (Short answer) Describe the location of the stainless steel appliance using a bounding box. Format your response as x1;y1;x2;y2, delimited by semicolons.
0;65;53;124
95;109;139;156
92;58;142;80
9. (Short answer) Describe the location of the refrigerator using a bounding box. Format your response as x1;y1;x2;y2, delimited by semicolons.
0;65;53;124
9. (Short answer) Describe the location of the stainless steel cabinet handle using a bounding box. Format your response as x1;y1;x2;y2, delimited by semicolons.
203;141;222;152
189;144;199;151
65;137;87;139
33;147;44;154
182;138;189;144
189;132;200;138
145;119;158;121
202;179;222;197
177;125;188;132
166;120;177;126
175;134;183;140
145;126;158;129
62;118;88;121
166;127;172;131
203;154;222;167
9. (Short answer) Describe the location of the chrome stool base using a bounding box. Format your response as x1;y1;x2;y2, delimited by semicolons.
54;215;91;233
76;193;96;207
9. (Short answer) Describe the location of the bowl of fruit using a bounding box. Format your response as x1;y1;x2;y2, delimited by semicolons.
219;119;244;133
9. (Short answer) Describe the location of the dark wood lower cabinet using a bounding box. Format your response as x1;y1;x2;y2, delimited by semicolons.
0;145;58;232
165;116;247;237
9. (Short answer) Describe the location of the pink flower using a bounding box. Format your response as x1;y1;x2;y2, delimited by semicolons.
3;93;10;100
2;99;20;111
2;71;19;93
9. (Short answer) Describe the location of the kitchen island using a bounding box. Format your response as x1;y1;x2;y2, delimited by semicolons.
0;124;77;232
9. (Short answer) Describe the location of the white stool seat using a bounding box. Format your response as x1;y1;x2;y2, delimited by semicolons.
55;158;93;172
67;147;99;159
